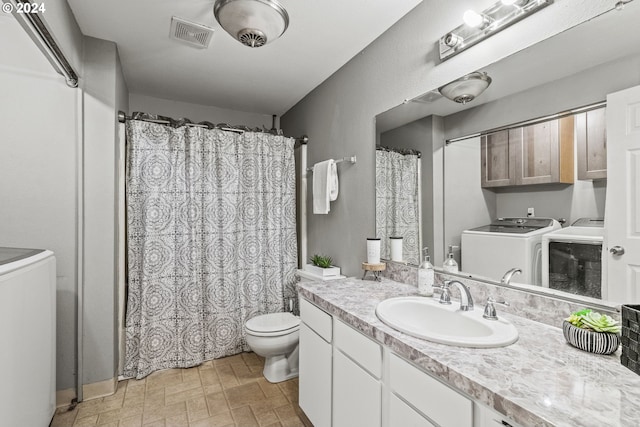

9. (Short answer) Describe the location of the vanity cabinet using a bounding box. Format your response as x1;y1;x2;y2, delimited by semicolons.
481;116;574;188
298;296;520;427
299;298;332;427
576;107;607;180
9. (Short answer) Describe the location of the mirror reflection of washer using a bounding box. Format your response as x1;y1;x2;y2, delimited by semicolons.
461;218;561;286
541;218;605;299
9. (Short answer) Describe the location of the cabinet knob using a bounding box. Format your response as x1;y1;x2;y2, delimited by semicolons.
610;246;625;256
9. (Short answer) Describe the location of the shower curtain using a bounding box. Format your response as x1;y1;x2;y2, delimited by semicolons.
375;149;420;265
124;117;298;379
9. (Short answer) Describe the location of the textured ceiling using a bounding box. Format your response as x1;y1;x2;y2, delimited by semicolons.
67;0;423;115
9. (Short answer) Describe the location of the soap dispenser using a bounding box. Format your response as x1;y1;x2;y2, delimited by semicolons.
418;247;434;296
443;245;459;273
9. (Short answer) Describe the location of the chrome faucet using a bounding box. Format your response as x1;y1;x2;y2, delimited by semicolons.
435;280;474;311
501;268;522;286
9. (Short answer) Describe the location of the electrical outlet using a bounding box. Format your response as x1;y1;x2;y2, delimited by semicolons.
527;207;535;217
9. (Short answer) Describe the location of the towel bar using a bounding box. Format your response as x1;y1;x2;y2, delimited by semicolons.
306;156;356;172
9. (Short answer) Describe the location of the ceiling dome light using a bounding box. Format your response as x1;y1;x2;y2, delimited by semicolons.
438;72;492;104
213;0;289;48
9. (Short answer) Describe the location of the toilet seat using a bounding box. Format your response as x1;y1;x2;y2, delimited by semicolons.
245;312;300;337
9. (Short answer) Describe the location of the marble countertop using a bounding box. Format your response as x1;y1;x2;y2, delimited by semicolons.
297;277;640;427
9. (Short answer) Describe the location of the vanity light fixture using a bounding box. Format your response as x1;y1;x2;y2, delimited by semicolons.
463;10;492;29
438;72;492;104
501;0;529;6
439;0;551;61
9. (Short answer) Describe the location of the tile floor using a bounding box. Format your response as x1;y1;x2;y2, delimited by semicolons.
51;353;309;427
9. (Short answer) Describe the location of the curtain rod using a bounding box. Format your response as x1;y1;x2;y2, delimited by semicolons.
445;100;606;145
377;145;422;158
10;0;79;87
118;111;308;143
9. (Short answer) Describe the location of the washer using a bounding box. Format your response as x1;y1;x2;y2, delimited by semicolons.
541;218;605;299
0;247;56;427
461;218;561;286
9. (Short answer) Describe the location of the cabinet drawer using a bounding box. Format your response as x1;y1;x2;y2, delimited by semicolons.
334;318;382;378
390;354;472;427
300;298;332;342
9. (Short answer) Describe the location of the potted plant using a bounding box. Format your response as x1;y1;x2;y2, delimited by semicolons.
305;254;341;277
563;309;621;355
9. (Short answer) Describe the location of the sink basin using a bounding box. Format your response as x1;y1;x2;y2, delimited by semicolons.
375;296;518;348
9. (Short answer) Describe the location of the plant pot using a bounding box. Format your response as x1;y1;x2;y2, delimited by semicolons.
304;263;341;277
562;320;620;355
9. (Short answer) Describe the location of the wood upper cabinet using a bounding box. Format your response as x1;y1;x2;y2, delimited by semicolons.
481;130;514;187
576;107;607;180
481;116;574;188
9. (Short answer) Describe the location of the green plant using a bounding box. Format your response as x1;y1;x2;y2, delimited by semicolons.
566;309;621;333
310;254;333;268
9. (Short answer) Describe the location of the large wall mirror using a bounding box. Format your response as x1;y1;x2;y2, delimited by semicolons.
375;2;640;305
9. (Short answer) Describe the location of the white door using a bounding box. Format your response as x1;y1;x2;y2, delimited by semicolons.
333;349;381;427
605;84;640;302
299;323;332;427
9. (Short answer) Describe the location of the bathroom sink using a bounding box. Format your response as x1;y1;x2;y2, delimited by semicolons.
375;296;518;348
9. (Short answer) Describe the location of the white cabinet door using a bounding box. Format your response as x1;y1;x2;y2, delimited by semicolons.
333;349;381;427
299;322;332;427
605;84;640;302
389;394;436;427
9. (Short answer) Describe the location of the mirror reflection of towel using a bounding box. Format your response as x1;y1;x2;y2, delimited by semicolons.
313;159;339;214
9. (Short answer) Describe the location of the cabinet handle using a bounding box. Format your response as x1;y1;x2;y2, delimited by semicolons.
501;421;514;427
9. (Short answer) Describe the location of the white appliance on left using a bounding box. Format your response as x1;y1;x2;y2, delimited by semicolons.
461;218;561;286
0;248;56;427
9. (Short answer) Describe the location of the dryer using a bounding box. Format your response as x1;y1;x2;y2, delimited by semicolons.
541;218;604;299
461;218;561;286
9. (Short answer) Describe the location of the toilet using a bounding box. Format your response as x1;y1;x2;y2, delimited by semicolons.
245;270;339;383
245;311;300;383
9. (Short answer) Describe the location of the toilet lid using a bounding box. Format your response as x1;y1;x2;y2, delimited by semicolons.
245;312;300;334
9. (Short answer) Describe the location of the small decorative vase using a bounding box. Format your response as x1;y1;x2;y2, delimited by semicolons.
562;321;620;355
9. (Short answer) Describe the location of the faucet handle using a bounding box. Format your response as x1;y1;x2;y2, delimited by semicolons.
483;296;509;320
433;283;452;305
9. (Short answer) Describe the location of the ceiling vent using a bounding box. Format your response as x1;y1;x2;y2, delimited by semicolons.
170;17;214;49
410;90;443;104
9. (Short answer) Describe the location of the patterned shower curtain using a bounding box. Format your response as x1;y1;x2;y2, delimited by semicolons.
124;118;298;379
375;149;421;265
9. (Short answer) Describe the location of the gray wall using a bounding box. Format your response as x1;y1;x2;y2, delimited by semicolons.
281;0;613;277
2;9;131;394
82;36;129;387
444;137;496;267
0;14;80;392
443;53;640;140
129;93;273;127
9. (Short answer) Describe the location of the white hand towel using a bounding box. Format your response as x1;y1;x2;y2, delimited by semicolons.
313;159;339;214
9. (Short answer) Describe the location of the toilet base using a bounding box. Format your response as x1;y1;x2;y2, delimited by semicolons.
262;349;299;383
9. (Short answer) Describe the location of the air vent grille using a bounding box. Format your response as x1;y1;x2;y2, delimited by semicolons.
170;17;214;49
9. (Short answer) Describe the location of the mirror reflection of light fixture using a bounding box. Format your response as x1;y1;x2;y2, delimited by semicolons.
438;72;492;104
439;0;551;61
213;0;289;48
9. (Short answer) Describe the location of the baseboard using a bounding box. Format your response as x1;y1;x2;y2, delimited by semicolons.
56;388;76;408
83;377;117;401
